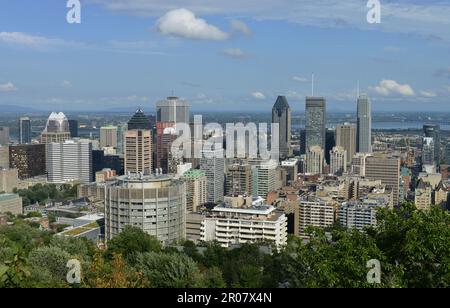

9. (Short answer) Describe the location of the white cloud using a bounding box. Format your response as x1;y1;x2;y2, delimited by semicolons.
0;32;83;50
0;82;17;92
292;76;308;83
221;48;246;58
286;90;303;99
369;80;416;97
420;90;437;98
156;8;229;40
88;0;450;42
251;92;266;100
230;20;251;36
61;80;72;88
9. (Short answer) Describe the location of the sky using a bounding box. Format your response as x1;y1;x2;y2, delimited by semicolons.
0;0;449;112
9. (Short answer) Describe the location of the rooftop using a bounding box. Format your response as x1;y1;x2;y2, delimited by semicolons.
0;194;20;202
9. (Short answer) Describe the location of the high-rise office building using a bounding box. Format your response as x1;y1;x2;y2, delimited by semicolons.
200;149;225;203
39;112;71;144
100;126;118;149
124;130;152;175
182;169;207;212
104;174;186;243
9;144;46;179
330;146;347;175
272;96;292;159
68;119;79;138
128;109;152;130
225;162;253;196
156;123;178;174
305;97;326;152
365;155;400;205
336;123;356;164
306;146;324;175
0;127;10;146
47;140;92;183
357;95;372;153
156;96;190;124
249;159;279;198
92;150;123;176
423;124;441;165
116;124;127;155
422;137;435;167
19;117;32;144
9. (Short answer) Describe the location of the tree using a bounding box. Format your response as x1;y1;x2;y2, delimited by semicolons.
106;226;161;264
135;252;202;288
28;246;72;284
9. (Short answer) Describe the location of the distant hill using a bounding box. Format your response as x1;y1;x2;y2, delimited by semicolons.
0;105;42;114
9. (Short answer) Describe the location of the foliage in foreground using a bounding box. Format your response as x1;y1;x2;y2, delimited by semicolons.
0;203;449;288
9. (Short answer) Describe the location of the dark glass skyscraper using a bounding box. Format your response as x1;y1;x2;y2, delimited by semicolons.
68;119;79;138
305;97;326;151
272;96;292;159
19;117;32;144
357;95;372;153
423;124;440;166
128;109;152;130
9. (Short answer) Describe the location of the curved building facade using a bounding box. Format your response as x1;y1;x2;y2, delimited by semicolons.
40;112;71;144
105;174;186;244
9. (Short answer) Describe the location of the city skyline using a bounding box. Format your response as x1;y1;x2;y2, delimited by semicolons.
0;1;450;112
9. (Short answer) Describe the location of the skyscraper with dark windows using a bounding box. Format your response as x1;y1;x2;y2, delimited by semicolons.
357;95;372;153
128;109;152;130
423;124;440;166
272;96;292;160
305;97;326;152
68;119;79;138
19;117;32;144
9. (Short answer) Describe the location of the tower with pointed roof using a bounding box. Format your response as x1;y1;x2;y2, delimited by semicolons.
272;96;292;160
128;108;152;130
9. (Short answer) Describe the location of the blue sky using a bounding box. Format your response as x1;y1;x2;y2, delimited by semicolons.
0;0;449;112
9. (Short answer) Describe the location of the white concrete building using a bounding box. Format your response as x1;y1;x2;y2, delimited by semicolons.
47;140;92;183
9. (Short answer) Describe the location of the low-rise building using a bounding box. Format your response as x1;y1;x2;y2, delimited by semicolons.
0;193;23;215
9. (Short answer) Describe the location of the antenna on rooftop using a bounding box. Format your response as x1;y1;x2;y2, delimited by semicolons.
357;80;360;98
311;73;315;96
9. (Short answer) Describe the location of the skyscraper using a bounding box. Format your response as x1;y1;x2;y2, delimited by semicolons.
336;123;356;165
128;109;152;130
19;117;32;144
68;119;79;138
100;126;118;149
47;140;92;183
305;145;324;175
39;112;71;144
249;159;279;198
423;124;440;166
124;130;152;175
330;146;347;175
0;127;10;146
422;137;435;167
8;144;46;179
200;149;225;203
305;97;326;152
365;155;400;206
272;96;292;159
357;95;372;153
182;169;207;212
156;96;190;124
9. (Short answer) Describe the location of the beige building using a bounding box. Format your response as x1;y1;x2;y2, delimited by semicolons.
336;124;356;165
0;145;9;169
0;168;18;193
226;162;253;196
415;179;432;210
95;168;117;183
182;169;207;212
0;193;23;215
365;155;400;206
124;130;152;175
100;126;118;149
295;199;334;238
330;146;347;175
306;146;324;175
